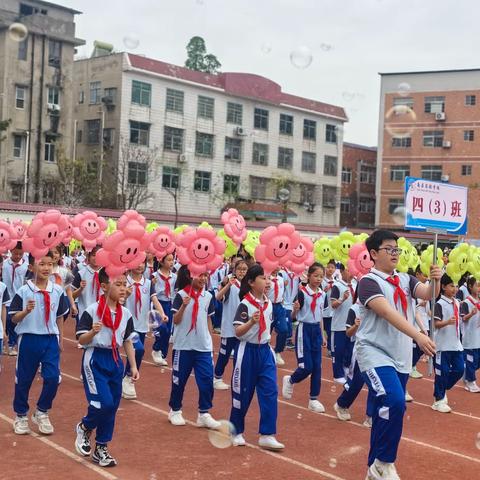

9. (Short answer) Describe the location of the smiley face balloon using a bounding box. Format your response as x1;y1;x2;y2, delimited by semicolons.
72;210;107;252
331;231;356;265
314;237;333;265
221;208;247;246
347;242;373;280
0;220;18;254
285;236;314;276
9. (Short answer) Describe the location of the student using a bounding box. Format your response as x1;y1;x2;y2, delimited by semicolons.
2;242;29;355
74;268;138;467
0;280;10;368
357;230;439;480
432;274;465;412
51;244;77;323
167;266;220;429
456;272;470;301
461;276;480;393
144;252;155;280
230;265;284;450
322;259;337;356
9;252;69;435
214;259;248;390
282;263;326;413
283;268;300;350
151;254;177;366
330;264;356;384
268;268;288;366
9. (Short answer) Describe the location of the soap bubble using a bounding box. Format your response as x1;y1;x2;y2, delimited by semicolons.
330;385;337;393
385;105;416;139
290;46;313;69
475;432;480;449
261;43;272;54
123;34;140;50
397;82;411;97
329;458;337;468
297;413;302;419
8;23;28;42
320;43;333;52
392;206;406;226
207;420;236;449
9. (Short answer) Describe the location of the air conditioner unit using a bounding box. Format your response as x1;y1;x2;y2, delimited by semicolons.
178;153;188;163
235;126;248;136
52;104;60;112
441;175;450;182
442;140;452;148
47;103;55;111
435;112;446;121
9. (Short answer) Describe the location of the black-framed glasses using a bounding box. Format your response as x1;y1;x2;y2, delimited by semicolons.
377;247;403;256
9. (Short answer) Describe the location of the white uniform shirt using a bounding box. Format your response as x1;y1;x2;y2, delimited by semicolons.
72;266;103;317
268;273;286;304
331;279;357;331
233;294;273;344
296;285;325;324
0;282;10;339
283;270;300;311
221;280;241;338
152;271;177;302
2;258;28;306
434;296;463;352
461;297;480;350
125;275;155;333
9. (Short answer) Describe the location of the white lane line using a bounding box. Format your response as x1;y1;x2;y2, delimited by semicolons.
0;412;118;480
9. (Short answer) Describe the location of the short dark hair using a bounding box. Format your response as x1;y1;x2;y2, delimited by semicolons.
327;259;336;267
175;265;192;291
307;262;324;275
239;264;265;300
13;241;23;251
366;230;399;254
466;275;477;293
86;245;101;257
415;264;423;275
28;250;54;265
98;267;110;284
440;273;454;287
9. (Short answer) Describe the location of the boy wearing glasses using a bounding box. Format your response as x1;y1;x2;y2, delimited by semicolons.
357;230;440;480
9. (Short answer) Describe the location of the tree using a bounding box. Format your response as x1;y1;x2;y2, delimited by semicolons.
185;36;221;74
0;118;11;143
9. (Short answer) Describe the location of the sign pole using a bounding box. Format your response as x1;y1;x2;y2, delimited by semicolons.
428;231;439;377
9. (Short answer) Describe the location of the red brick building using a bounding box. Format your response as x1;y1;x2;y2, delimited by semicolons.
340;142;377;228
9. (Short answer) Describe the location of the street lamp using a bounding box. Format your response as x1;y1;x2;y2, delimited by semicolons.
278;187;290;223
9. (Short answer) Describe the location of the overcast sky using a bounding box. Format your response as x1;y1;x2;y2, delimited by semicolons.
65;0;479;146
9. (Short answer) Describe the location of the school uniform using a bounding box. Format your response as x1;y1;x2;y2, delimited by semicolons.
0;282;10;354
456;284;469;301
72;266;102;319
268;273;288;354
321;277;336;353
357;268;420;466
330;279;356;380
461;296;480;383
283;270;300;342
214;279;241;379
433;296;465;401
289;285;324;398
143;263;155;281
169;288;215;413
230;293;277;435
210;263;229;330
10;280;69;416
151;271;177;358
76;300;135;444
413;298;430;368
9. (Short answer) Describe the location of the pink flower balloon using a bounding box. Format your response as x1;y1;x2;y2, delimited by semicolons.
0;220;18;254
255;223;301;276
11;220;28;241
285;236;314;276
176;227;226;278
149;226;176;259
61;215;74;245
221;208;247;245
72;211;107;252
117;209;147;231
347;242;373;280
23;209;68;260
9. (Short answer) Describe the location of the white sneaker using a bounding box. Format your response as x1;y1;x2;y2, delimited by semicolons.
13;416;30;435
31;410;54;435
275;353;285;366
333;377;347;385
232;433;246;447
431;397;452;413
409;367;423;379
405;391;413;402
258;435;285;451
168;409;186;426
282;375;294;399
333;402;351;421
8;346;17;356
213;378;230;390
363;416;372;428
122;376;137;399
367;459;400;480
196;412;221;429
464;381;480;393
151;350;168;366
308;399;325;413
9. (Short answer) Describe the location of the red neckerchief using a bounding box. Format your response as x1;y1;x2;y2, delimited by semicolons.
244;292;268;341
272;277;279;303
347;283;355;299
92;270;100;301
97;295;122;363
11;260;22;286
232;279;241;289
53;273;62;285
301;285;322;319
134;282;142;318
160;273;171;299
38;289;51;329
467;296;480;310
386;275;408;317
453;300;459;337
287;272;296;295
325;279;334;292
184;286;202;334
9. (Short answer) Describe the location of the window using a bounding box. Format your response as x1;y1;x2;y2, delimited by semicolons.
129;121;150;146
224;175;240;196
128;162;147;185
254;108;269;130
250;176;267;199
15;86;25;109
393;97;414;109
278;147;293;170
42;183;56;204
392;137;411;148
359;198;375;214
44;135;56;162
340;197;350;214
301;152;316;173
466;95;476;106
325;124;337;143
166;88;184;113
341;168;352;184
423;130;444;147
322;186;337;208
103;128;115;147
225;137;242;161
162;166;180;189
252;143;268;166
194;171;211;192
195;132;214;157
48;40;61;67
48;86;59;106
303;119;316;140
421;165;442;181
79;91;84;104
424;96;445;113
324;155;338;176
300;184;316;204
227;102;243;125
390;165;410;182
131;80;151;107
89;81;101;104
13;135;24;158
197;96;215;119
464;130;475;141
388;199;404;214
103;88;117;104
164;126;184;152
279;114;293;135
76;129;82;143
360;165;375;184
462;165;472;176
18;38;27;60
86;119;100;144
